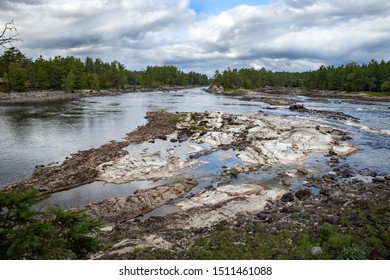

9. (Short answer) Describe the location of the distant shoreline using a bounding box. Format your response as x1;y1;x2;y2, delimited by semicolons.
205;85;390;102
0;85;199;105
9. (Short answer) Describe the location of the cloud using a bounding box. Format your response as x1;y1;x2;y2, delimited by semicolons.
2;0;194;58
185;0;390;72
1;0;389;74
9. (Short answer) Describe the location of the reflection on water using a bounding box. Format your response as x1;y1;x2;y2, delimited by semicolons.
1;88;389;209
36;180;163;210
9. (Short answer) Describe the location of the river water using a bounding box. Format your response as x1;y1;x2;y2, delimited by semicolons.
0;88;389;209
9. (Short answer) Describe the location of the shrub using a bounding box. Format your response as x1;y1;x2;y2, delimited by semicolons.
0;189;102;259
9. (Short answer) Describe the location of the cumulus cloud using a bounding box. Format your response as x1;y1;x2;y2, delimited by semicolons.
186;0;390;71
2;0;195;62
1;0;390;74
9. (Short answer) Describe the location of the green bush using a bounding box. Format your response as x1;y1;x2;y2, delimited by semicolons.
0;189;102;259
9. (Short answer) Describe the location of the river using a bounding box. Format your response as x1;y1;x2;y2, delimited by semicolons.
0;88;389;209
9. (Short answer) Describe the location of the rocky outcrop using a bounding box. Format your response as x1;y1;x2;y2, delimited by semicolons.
172;112;357;165
126;111;187;143
174;184;285;229
82;179;197;223
4;140;129;194
97;171;390;259
98;149;199;184
289;104;360;122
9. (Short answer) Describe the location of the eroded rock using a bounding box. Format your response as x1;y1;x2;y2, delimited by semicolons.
175;183;285;229
4;141;129;194
177;112;357;165
98;149;199;183
82;179;197;223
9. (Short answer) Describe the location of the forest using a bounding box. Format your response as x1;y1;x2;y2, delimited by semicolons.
1;47;390;94
0;48;208;92
212;60;390;92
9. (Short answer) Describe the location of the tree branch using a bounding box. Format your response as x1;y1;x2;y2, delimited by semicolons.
0;20;22;49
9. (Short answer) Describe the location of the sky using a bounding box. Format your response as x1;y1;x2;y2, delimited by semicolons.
1;0;390;75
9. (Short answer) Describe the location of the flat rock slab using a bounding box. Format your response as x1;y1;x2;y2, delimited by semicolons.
175;183;285;229
82;179;197;223
98;149;199;184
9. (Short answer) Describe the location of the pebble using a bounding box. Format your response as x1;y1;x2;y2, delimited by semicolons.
311;247;323;255
372;177;385;183
297;167;309;175
281;192;294;202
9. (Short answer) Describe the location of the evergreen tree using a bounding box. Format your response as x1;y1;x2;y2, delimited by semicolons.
0;189;102;260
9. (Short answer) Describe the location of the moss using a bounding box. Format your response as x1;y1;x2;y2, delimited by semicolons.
189;125;207;133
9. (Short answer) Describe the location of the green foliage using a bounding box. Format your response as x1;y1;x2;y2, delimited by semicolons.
0;189;102;259
190;112;197;121
337;246;367;260
0;49;208;92
381;81;390;92
213;59;390;93
140;65;208;88
62;70;76;92
170;117;184;125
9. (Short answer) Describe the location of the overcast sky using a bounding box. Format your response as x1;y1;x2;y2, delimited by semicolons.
1;0;390;75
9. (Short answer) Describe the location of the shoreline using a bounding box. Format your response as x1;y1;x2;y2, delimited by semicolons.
0;85;199;105
205;85;390;103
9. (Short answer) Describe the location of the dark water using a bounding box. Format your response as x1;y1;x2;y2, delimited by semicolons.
1;88;389;209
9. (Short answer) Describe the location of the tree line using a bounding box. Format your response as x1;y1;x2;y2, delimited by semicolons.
1;47;390;93
0;48;208;92
212;59;390;92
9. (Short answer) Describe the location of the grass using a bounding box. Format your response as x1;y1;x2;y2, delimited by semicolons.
114;198;389;260
189;124;207;133
365;91;390;97
170;117;184;125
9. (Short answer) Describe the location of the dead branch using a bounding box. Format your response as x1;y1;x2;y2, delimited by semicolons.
0;20;21;48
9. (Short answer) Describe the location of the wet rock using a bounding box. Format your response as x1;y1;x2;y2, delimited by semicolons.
175;184;285;229
289;104;309;112
297;166;309;175
124;111;357;171
282;177;291;186
295;189;311;200
370;171;378;177
385;174;390;180
281;192;295;202
4;140;130;194
289;103;359;122
319;188;332;196
126;111;186;143
329;156;340;164
83;179;198;223
332;144;358;156
372;177;385;183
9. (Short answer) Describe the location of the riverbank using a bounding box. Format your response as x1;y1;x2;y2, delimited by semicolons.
2;109;388;259
0;86;197;105
205;85;390;103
